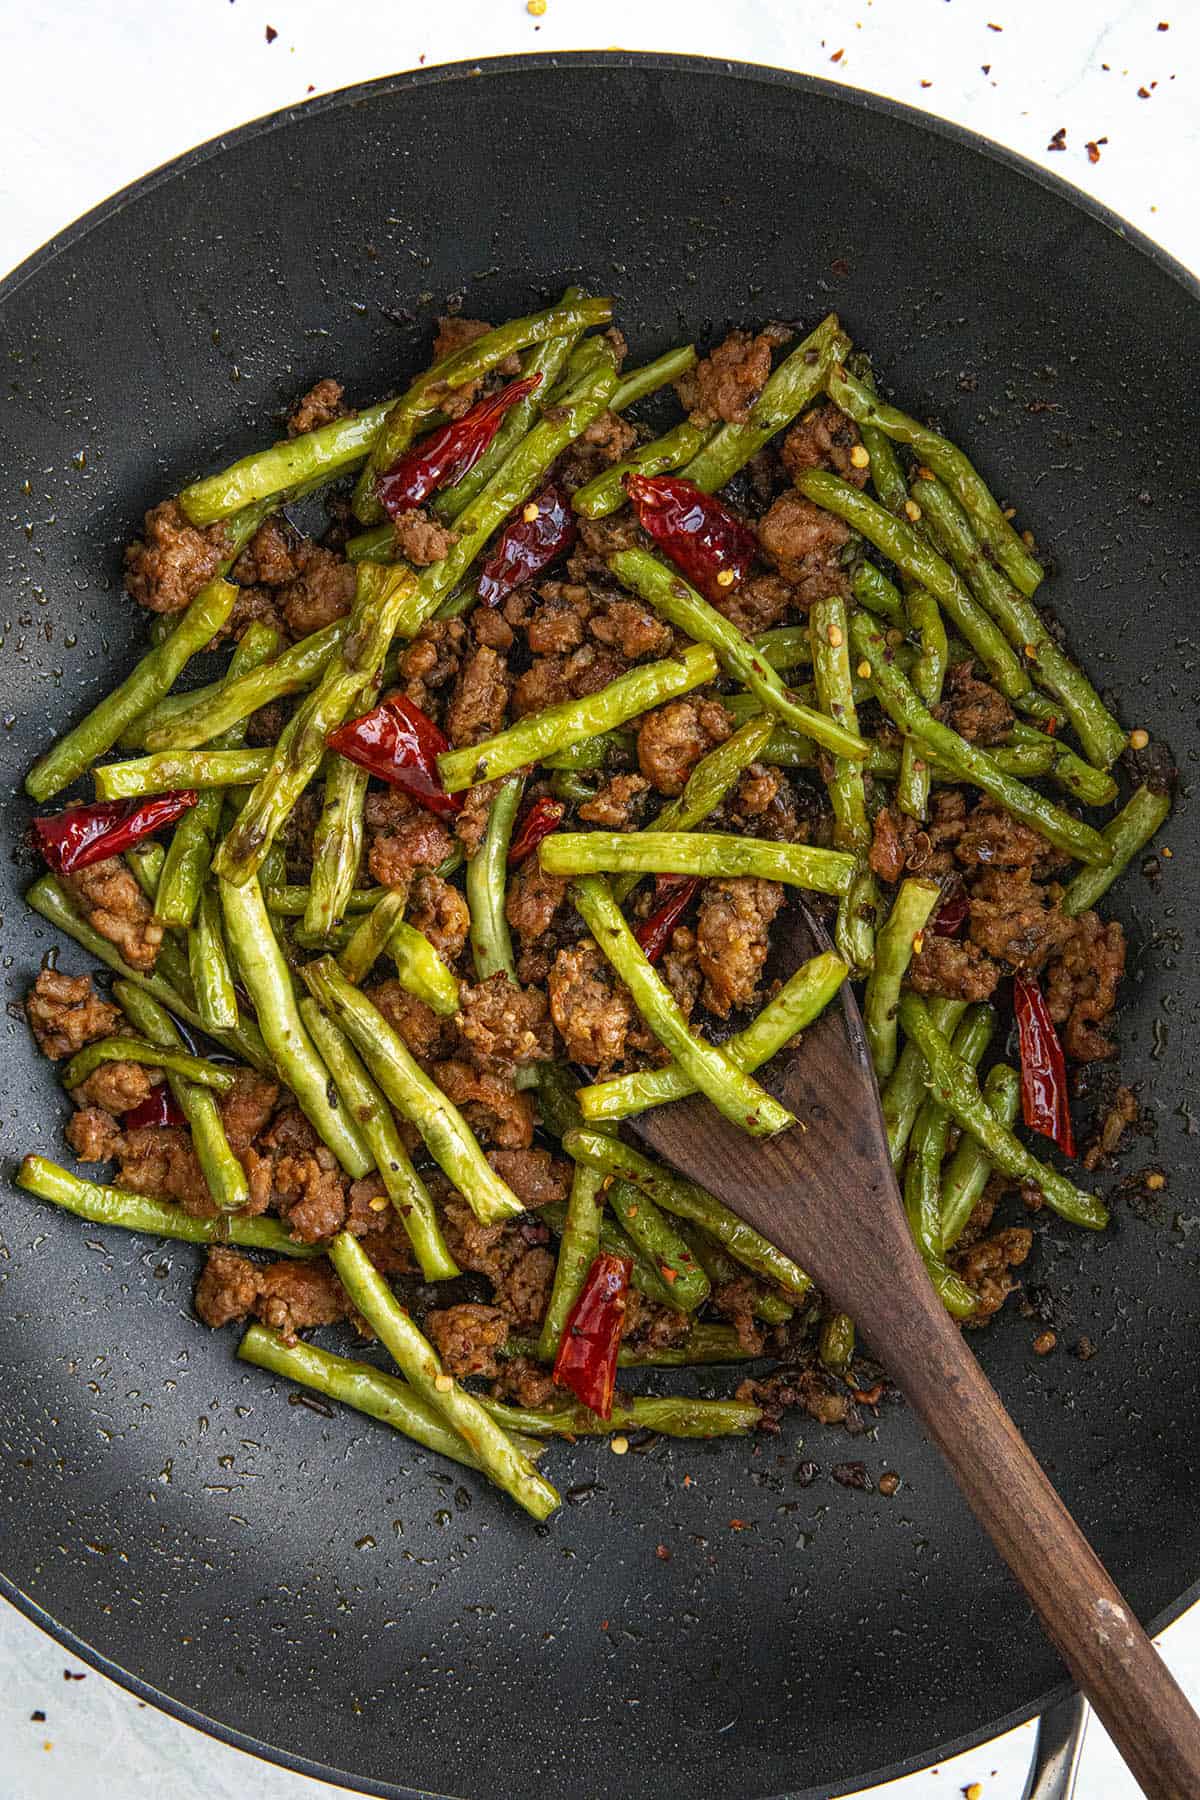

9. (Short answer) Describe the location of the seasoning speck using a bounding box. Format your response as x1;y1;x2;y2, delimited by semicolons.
879;1471;901;1497
30;1710;46;1723
522;501;540;522
964;1785;984;1800
526;0;546;13
369;1194;389;1212
655;1543;672;1562
1047;127;1067;152
1129;728;1150;750
857;659;872;678
826;622;844;648
903;499;922;522
434;1373;453;1392
1033;1330;1057;1356
716;568;736;588
849;444;870;469
265;23;277;42
610;1434;629;1455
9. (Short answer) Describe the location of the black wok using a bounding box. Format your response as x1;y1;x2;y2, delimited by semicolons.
1;54;1197;1800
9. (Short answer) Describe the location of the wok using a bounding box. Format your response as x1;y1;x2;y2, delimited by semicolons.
0;54;1197;1800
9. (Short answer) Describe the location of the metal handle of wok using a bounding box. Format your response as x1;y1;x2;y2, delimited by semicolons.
1025;1694;1089;1800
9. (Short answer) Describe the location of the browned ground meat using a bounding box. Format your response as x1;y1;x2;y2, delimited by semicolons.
233;518;304;586
955;798;1059;874
408;872;470;962
757;492;852;604
65;1106;123;1162
736;1369;850;1428
567;511;653;586
548;939;636;1071
457;972;554;1070
525;584;592;655
711;1277;768;1355
118;1124;214;1216
490;1244;556;1331
489;1355;557;1408
1082;1084;1139;1171
906;935;1000;1002
219;1069;280;1153
194;1245;263;1328
445;644;509;746
194;1247;359;1343
428;317;520;418
689;329;776;424
938;661;1015;745
780;402;868;487
726;763;801;841
390;508;459;566
62;858;163;970
486;1148;571;1209
589;596;674;660
123;499;229;614
968;869;1075;972
25;969;120;1060
277;545;356;637
365;791;456;888
1045;912;1126;1060
506;860;569;945
623;1291;693;1352
71;1061;156;1115
512;644;627;717
637;697;732;795
660;926;702;1018
556;409;639;491
437;1195;554;1332
286;377;349;436
456;779;501;858
953;1227;1033;1321
695;878;783;1017
398;617;466;715
433;1060;535;1148
714;572;795;636
364;980;458;1064
267;1145;349;1243
426;1303;509;1378
578;772;650;828
869;793;967;883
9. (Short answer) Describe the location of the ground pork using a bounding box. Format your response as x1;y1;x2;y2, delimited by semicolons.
365;791;456;888
194;1247;360;1343
906;935;1000;1002
455;779;501;858
622;1291;693;1352
25;969;120;1060
735;1369;850;1428
938;661;1015;746
688;329;777;424
506;859;569;945
780;402;869;487
955;798;1059;874
219;1069;280;1154
62;858;163;970
362;980;458;1065
65;1106;123;1162
589;596;674;660
953;1227;1033;1321
397;617;466;715
286;377;349;437
695;878;783;1017
710;1277;769;1355
438;1195;555;1330
548;939;637;1070
71;1061;156;1115
389;508;458;567
869;792;967;883
756;491;852;605
432;1060;535;1148
428;316;520;418
1044;912;1126;1061
968;869;1075;972
578;772;650;828
489;1355;557;1408
636;697;732;795
118;1125;214;1216
726;763;801;841
277;545;356;637
457;972;554;1070
1082;1084;1139;1171
233;518;305;587
425;1303;509;1378
512;644;627;717
660;925;702;1018
486;1148;571;1209
567;511;654;586
713;571;796;636
408;872;470;963
266;1146;349;1243
556;409;640;492
445;644;509;746
123;499;229;615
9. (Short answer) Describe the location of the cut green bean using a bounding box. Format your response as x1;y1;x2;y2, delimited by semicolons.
882;996;966;1169
612;1325;758;1367
189;885;239;1032
95;746;272;800
265;884;383;917
180;400;395;527
299;999;459;1282
819;1313;856;1372
1062;785;1171;916
898;585;947;820
902;1004;994;1318
61;1036;234;1094
680;314;847;492
809;593;877;973
672;1220;793;1325
438;643;718;792
541;831;855;895
305;755;369;939
1008;723;1117;809
897;994;1108;1230
864;879;941;1082
569;876;794;1138
941;1062;1022;1251
572;420;711;519
144;620;348;752
480;1391;760;1440
467;774;523;981
339;887;409;985
606;1179;711;1312
536;1162;608;1363
125;841;165;900
219;875;372;1177
541;1194;685;1313
387;919;461;1016
17;1156;315;1256
851;563;907;628
849;357;909;515
611;343;698;412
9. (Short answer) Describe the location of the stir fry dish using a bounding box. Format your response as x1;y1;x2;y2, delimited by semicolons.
16;297;1173;1519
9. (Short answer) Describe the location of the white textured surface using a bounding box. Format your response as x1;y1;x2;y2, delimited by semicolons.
0;3;1196;1797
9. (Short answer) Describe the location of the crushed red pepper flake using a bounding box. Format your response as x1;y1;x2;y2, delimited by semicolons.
655;1543;672;1562
1047;127;1067;152
830;48;844;63
1085;139;1107;164
265;23;278;41
729;1518;749;1530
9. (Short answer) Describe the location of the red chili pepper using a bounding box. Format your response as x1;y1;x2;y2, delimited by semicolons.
553;1251;632;1419
1013;975;1076;1158
635;877;701;964
376;374;541;517
32;791;198;875
326;695;462;818
122;1084;187;1130
624;473;758;605
507;796;566;867
477;480;576;606
932;891;969;937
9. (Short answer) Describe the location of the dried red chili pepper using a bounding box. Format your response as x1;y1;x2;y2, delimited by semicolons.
477;480;576;606
1013;975;1076;1158
507;796;565;867
552;1250;632;1418
635;877;701;964
326;695;462;818
122;1085;187;1131
624;473;758;605
376;374;541;517
932;891;969;937
32;791;199;875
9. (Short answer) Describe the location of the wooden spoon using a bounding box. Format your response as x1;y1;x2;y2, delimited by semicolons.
628;906;1200;1800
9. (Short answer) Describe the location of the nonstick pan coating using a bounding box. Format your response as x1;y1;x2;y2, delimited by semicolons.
0;54;1197;1800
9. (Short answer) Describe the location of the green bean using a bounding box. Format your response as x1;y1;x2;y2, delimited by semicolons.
305;756;368;940
113;981;249;1213
882;996;966;1169
237;1328;545;1468
722;703;902;777
610;343;698;412
848;357;908;515
302;958;522;1223
265;884;383;916
612;1325;758;1367
17;1156;315;1255
125;841;165;900
438;643;718;792
681;314;847;492
569;876;794;1138
179;400;394;527
214;560;418;886
219;875;372;1176
94;746;272;800
536;1163;608;1363
565;1129;812;1300
826;362;1045;596
542;831;855;896
809;593;877;973
352;298;613;524
851;563;907;628
819;1313;856;1372
189;885;238;1032
327;1232;558;1518
339;887;408;985
672;1220;793;1325
541;1195;685;1312
1008;723;1118;809
480;1390;761;1440
1062;785;1171;916
912;474;1125;767
467;774;523;981
902;1004;995;1318
343;523;398;565
864;879;941;1082
606;1179;712;1312
851;614;1110;866
27;580;240;803
940;1063;1021;1251
572;420;712;519
609;548;869;763
753;624;814;674
541;732;633;772
61;1035;234;1094
897;994;1108;1230
387;920;461;1016
299;1000;459;1282
897;585;947;820
144;620;348;752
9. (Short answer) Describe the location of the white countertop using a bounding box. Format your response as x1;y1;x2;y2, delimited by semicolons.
1;3;1196;1797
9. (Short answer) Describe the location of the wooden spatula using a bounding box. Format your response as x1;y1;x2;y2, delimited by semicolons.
627;906;1200;1800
